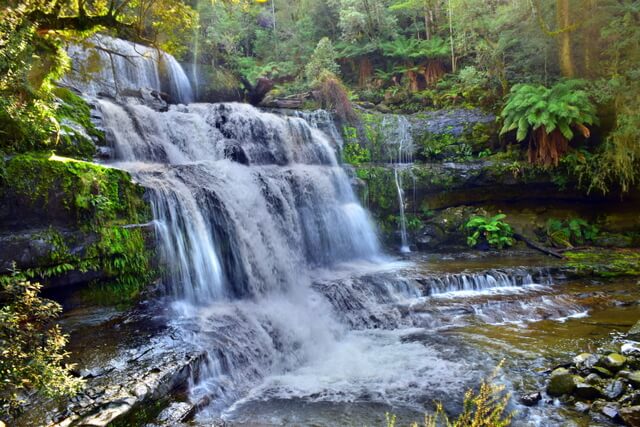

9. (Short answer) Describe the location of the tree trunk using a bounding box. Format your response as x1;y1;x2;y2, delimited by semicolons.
447;0;456;72
557;0;575;77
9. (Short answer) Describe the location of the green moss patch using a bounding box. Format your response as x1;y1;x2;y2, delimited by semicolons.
565;249;640;277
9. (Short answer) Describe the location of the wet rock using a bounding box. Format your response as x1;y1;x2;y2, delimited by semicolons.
628;321;640;341
548;368;582;396
574;401;591;413
628;371;640;387
602;353;627;371
520;391;541;406
623;343;640;356
156;402;194;425
575;383;603;400
574;353;598;371
415;224;446;250
592;400;621;421
592;366;614;378
620;391;640;406
585;373;603;385
620;406;640;427
604;380;626;400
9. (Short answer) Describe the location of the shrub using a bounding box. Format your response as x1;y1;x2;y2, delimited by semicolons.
313;71;357;123
342;143;371;166
465;214;514;250
386;361;513;427
546;218;598;248
500;80;597;167
0;272;83;416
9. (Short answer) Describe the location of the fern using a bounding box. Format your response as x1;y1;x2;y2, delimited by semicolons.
500;80;597;166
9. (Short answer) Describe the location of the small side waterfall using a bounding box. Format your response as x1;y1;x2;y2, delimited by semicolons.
382;115;414;253
63;35;194;103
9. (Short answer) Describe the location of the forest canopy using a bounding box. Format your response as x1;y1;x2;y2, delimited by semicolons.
1;0;639;192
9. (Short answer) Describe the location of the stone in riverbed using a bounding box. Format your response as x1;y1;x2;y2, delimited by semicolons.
585;373;603;385
520;391;541;406
574;353;598;370
628;371;640;387
622;343;640;356
575;383;603;400
592;366;614;378
628;320;640;341
602;404;621;421
548;368;582;396
620;406;640;427
574;401;591;413
620;391;640;407
603;380;626;400
601;353;628;371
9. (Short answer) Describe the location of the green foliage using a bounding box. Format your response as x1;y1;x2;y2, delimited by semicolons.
500;80;597;143
305;37;340;83
0;273;83;416
546;218;598;248
380;36;448;59
465;214;514;249
386;361;512;426
0;154;155;304
342;143;371;166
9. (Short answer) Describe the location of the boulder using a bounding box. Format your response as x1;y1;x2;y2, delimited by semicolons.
628;371;640;387
592;366;614;378
574;353;599;371
603;380;626;400
575;383;603;400
601;353;628;371
574;401;591;414
620;406;640;427
520;391;541;406
547;368;582;396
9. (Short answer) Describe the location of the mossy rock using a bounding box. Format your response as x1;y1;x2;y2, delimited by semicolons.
547;368;583;396
0;153;156;304
600;353;627;371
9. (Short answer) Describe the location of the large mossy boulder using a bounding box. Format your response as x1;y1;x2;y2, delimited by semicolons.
547;367;582;396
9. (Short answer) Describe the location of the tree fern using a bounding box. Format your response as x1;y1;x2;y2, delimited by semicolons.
500;80;597;166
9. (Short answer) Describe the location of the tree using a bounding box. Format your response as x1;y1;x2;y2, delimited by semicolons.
500;80;596;166
305;37;340;82
0;274;83;417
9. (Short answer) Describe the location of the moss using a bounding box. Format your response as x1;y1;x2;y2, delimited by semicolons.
3;153;148;226
52;87;102;159
565;249;640;277
1;153;156;304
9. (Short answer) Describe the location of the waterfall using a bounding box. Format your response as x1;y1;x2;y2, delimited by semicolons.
382;115;414;252
99;101;380;301
63;34;193;104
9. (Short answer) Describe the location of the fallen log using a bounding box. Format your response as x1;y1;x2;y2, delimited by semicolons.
513;233;565;259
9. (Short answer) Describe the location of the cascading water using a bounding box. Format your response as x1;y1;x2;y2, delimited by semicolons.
63;35;194;103
382;115;414;253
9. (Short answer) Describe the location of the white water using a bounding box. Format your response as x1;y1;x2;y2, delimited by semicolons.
63;35;194;103
382;115;414;253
